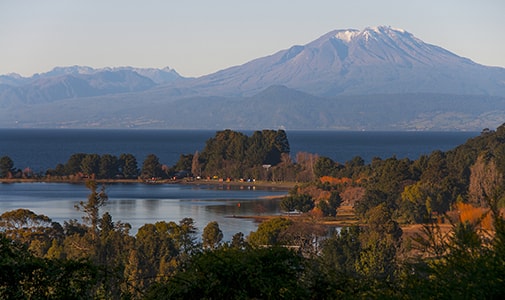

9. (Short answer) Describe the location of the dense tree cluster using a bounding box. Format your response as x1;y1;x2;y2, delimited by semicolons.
2;181;505;298
44;152;141;180
196;129;291;180
305;124;505;224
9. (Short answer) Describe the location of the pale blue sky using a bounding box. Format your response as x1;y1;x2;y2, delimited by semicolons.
1;0;504;77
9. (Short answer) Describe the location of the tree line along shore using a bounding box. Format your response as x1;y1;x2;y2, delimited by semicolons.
2;126;505;298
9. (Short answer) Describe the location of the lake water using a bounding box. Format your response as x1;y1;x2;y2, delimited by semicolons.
0;182;286;240
0;129;478;173
0;129;479;240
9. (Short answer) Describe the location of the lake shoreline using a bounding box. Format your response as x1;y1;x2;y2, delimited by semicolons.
0;177;296;190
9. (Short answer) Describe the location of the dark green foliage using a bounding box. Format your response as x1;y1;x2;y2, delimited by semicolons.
354;189;390;217
201;221;223;249
328;191;342;216
314;156;340;178
48;153;130;179
174;153;193;172
0;234;99;299
119;153;139;178
76;181;108;237
280;193;315;213
320;226;362;275
0;208;61;256
0;155;15;178
46;163;66;177
65;153;86;175
141;154;163;179
357;203;402;281
318;191;342;217
98;154;118;179
229;232;248;249
145;247;308;300
336;155;366;179
199;129;290;179
80;154;100;177
247;217;293;247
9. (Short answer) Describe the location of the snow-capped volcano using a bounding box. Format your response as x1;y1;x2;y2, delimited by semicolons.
180;26;504;97
325;26;463;66
333;26;407;43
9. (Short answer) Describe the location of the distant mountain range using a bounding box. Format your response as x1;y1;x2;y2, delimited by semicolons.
1;26;505;130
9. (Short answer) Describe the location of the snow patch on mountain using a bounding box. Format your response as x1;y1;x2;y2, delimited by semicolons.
334;30;359;43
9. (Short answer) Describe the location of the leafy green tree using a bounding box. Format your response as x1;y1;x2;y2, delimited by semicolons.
280;194;315;213
46;163;66;177
75;181;108;240
0;155;15;178
174;154;193;172
320;226;362;276
200;129;248;178
145;247;308;300
199;129;291;179
81;154;100;178
247;217;293;247
337;155;366;179
263;129;290;166
318;195;341;218
0;208;63;257
280;195;298;212
130;223;177;292
0;234;100;299
356;203;402;282
96;212;133;298
141;154;163;179
354;186;401;219
245;130;268;167
118;153;138;179
419;150;452;213
400;181;430;223
65;153;86;175
202;221;223;249
229;232;248;249
126;218;197;296
176;217;198;257
365;156;414;214
98;154;118;179
314;156;339;178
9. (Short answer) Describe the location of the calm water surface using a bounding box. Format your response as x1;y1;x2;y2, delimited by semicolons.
0;182;286;240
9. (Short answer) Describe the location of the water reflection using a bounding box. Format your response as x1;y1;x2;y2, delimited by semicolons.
142;198;161;213
0;182;286;240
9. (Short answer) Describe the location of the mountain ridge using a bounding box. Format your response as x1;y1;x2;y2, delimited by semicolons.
1;26;505;130
170;26;504;97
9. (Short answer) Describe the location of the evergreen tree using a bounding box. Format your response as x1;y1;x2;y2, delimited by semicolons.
141;154;163;179
65;153;86;175
202;221;223;249
119;153;138;179
0;155;15;178
98;154;118;179
81;154;100;178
